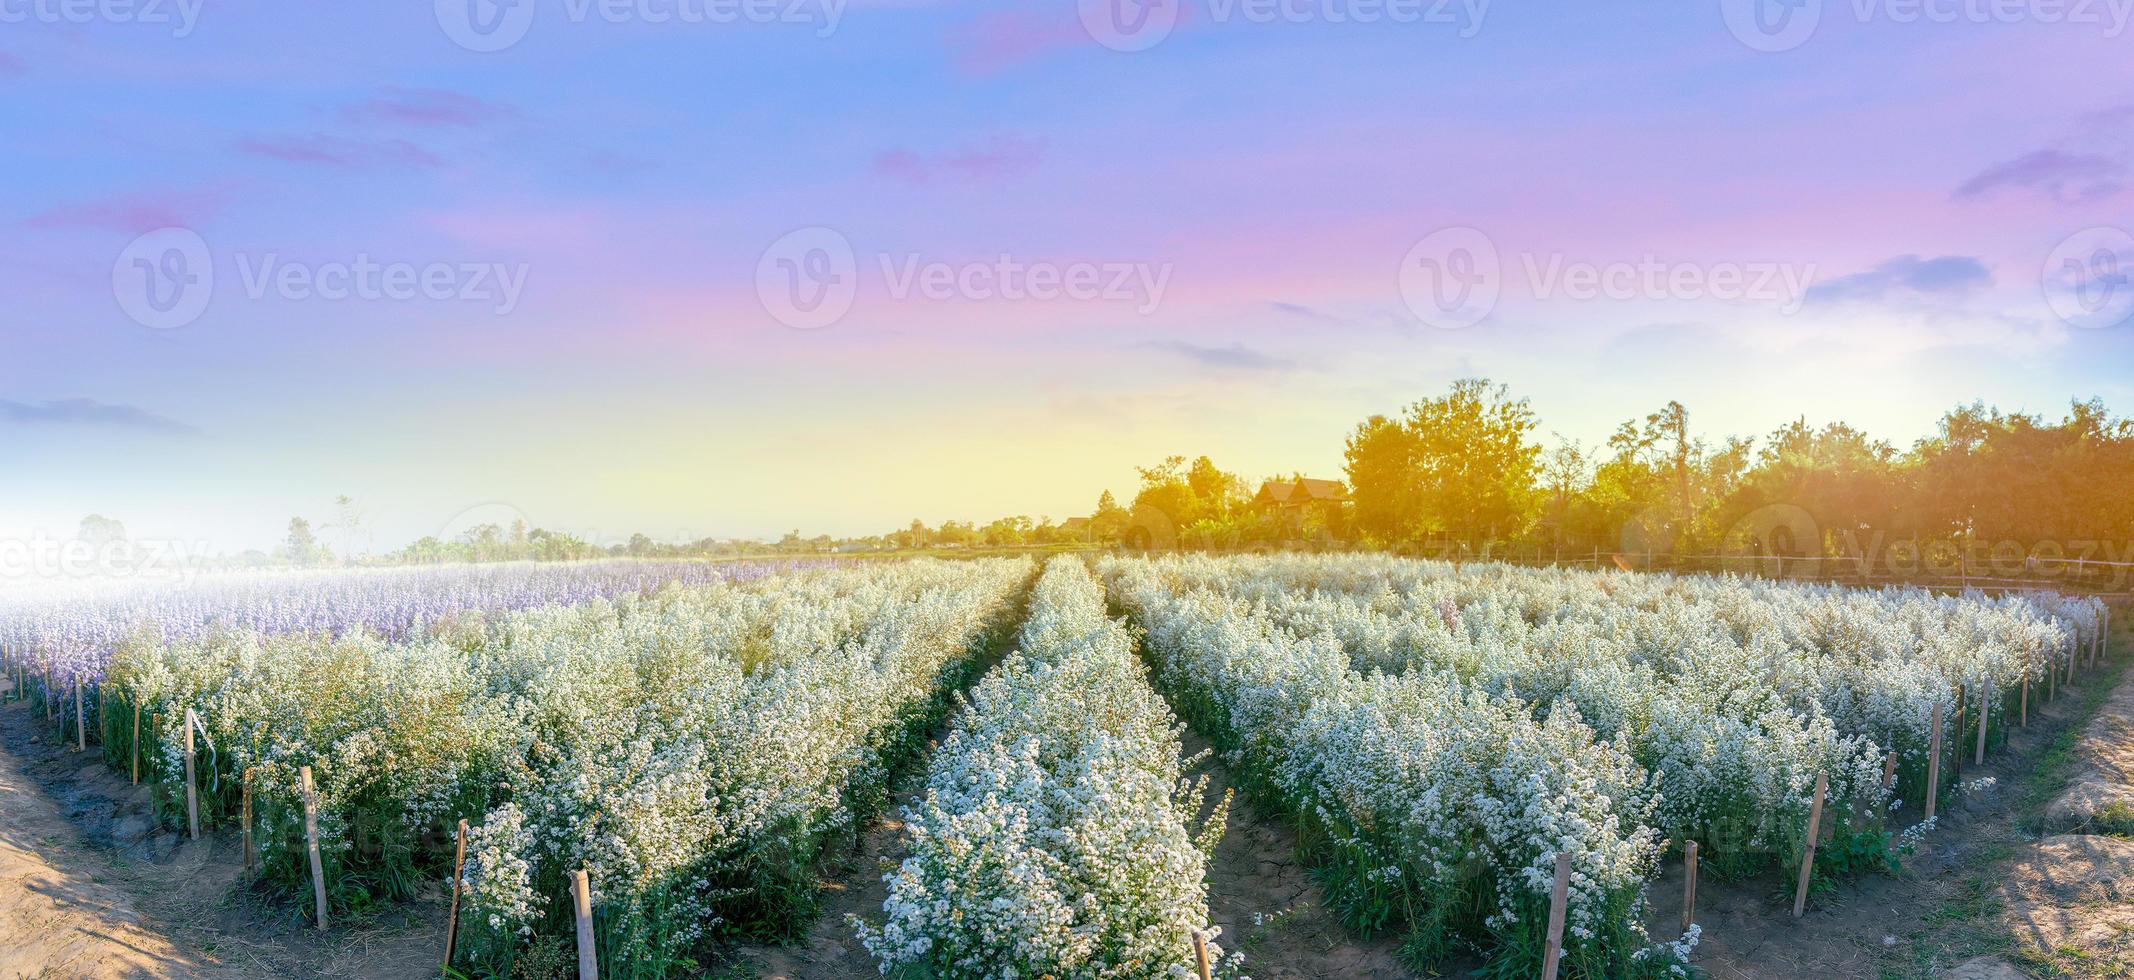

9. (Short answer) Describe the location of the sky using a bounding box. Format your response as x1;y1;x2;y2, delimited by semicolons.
3;0;2133;555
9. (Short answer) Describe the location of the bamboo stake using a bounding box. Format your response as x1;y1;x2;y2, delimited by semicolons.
1681;840;1699;935
301;766;328;930
1794;771;1828;918
131;701;141;784
1191;928;1213;980
1925;703;1944;822
443;819;469;970
572;868;599;980
182;709;200;840
1541;852;1573;980
242;768;255;876
1975;678;1991;765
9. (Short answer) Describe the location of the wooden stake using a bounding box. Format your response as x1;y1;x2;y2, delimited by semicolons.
301;766;328;930
241;768;255;876
1793;771;1828;918
443;819;469;970
131;701;141;784
2021;672;2029;728
1191;928;1213;980
1925;703;1944;823
1881;749;1898;789
1975;678;1991;765
1681;840;1699;936
572;868;599;980
74;682;85;752
1953;683;1966;778
182;709;200;840
1541;852;1572;980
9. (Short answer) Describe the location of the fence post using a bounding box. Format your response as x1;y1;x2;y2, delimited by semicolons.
572;868;599;980
1681;840;1699;936
1926;703;1944;822
301;766;328;930
1975;678;1990;765
1541;852;1572;980
444;819;469;971
241;768;255;876
182;709;200;840
1794;771;1828;918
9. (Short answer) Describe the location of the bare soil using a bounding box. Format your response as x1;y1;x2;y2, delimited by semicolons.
0;697;443;980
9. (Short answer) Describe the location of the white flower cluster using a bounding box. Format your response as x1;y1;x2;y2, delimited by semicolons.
859;557;1230;979
1098;554;2102;974
1101;555;1665;975
106;558;1031;972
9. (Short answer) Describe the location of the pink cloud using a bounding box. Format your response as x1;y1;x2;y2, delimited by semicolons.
341;87;517;129
874;135;1047;183
947;9;1088;74
25;188;222;233
235;134;441;169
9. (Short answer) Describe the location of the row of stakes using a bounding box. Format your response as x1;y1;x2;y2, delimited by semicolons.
1;606;2115;979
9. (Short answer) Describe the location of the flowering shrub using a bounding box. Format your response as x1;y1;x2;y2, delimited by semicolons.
1099;554;2104;976
85;557;1029;978
858;557;1230;979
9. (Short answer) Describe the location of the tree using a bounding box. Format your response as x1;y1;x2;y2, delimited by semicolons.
78;514;128;545
284;518;322;565
1090;490;1130;543
1343;379;1541;549
325;495;369;560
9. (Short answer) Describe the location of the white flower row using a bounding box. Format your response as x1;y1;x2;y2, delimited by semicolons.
105;558;1032;972
1100;555;1669;976
1097;553;2104;974
859;557;1230;979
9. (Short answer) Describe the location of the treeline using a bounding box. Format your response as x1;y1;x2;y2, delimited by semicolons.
1343;378;2134;565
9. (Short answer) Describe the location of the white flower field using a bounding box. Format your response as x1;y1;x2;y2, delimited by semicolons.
0;553;2113;979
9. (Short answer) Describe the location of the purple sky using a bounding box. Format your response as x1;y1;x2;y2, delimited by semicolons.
4;0;2133;553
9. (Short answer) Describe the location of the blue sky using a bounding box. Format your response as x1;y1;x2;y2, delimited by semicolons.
3;0;2131;552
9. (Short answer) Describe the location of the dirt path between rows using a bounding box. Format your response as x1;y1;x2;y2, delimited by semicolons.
0;697;443;980
0;695;208;980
